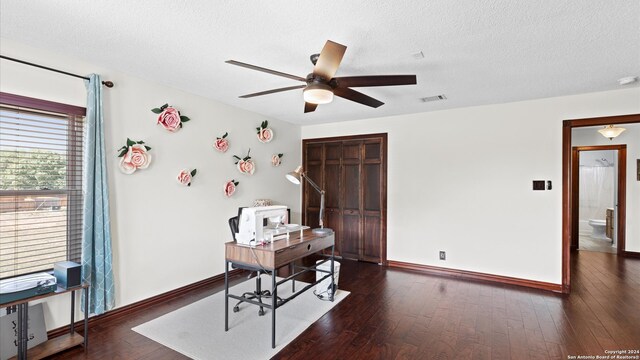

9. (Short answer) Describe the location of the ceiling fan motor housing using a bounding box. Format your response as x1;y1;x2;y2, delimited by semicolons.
306;73;332;87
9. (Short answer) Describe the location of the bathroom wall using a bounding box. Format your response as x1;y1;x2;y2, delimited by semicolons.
578;150;615;235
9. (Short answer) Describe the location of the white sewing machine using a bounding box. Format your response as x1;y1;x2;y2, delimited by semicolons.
235;205;289;245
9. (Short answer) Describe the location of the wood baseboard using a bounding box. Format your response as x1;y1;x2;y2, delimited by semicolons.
47;269;243;339
622;251;640;259
387;260;562;293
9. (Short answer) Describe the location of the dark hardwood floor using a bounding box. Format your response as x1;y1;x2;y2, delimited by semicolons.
52;250;640;359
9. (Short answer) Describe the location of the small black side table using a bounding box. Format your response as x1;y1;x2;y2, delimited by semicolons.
1;283;90;360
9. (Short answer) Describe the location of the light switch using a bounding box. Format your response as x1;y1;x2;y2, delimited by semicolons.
533;180;545;191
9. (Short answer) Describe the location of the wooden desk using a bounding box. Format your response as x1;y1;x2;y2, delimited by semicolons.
224;229;335;348
1;283;89;360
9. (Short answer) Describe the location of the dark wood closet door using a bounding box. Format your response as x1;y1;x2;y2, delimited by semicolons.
362;140;384;262
302;133;387;264
324;142;342;255
341;141;362;260
304;143;322;230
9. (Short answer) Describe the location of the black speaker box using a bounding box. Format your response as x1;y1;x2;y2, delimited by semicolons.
53;261;82;289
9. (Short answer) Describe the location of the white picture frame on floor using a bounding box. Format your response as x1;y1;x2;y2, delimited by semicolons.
0;303;48;359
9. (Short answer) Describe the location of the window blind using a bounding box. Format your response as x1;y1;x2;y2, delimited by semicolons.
0;104;84;279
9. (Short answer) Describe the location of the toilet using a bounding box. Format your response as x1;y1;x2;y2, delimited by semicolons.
588;219;607;239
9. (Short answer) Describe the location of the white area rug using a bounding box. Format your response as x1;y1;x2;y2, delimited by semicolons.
132;276;349;360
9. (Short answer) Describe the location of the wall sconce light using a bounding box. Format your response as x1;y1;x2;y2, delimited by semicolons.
597;125;626;140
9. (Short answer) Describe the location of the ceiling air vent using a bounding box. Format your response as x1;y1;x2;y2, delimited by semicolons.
411;51;425;59
420;94;447;102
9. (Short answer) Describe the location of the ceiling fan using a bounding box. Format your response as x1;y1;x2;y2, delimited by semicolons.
226;40;417;113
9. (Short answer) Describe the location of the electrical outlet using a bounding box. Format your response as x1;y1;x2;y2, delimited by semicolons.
439;251;446;260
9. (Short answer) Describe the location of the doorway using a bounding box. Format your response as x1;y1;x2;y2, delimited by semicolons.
562;113;639;294
302;133;387;264
571;146;626;254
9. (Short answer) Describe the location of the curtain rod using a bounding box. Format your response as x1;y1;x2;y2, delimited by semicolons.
0;55;114;88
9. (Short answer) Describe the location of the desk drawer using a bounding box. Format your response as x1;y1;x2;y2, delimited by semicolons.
274;235;334;268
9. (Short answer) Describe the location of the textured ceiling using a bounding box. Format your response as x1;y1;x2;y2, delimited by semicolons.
1;1;639;125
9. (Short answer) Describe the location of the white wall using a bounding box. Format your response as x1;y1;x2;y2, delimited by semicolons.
0;38;302;330
301;88;640;284
573;123;640;252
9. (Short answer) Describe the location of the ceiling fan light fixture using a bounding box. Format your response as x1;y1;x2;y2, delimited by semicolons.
303;83;333;104
597;125;626;140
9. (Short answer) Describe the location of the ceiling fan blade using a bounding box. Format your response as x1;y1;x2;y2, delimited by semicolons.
333;87;384;108
239;85;306;98
313;40;347;80
334;75;417;88
226;60;306;82
304;102;318;113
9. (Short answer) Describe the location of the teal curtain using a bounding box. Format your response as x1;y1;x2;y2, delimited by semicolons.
81;74;115;315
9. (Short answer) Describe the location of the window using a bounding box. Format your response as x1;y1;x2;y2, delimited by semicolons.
0;93;86;279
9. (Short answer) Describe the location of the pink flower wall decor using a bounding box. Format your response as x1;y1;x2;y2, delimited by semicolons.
177;169;197;186
224;179;239;197
271;153;283;167
213;132;229;153
151;103;191;132
233;148;255;175
256;120;273;143
117;138;152;174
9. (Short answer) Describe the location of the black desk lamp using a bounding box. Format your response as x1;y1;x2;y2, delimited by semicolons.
286;165;333;235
